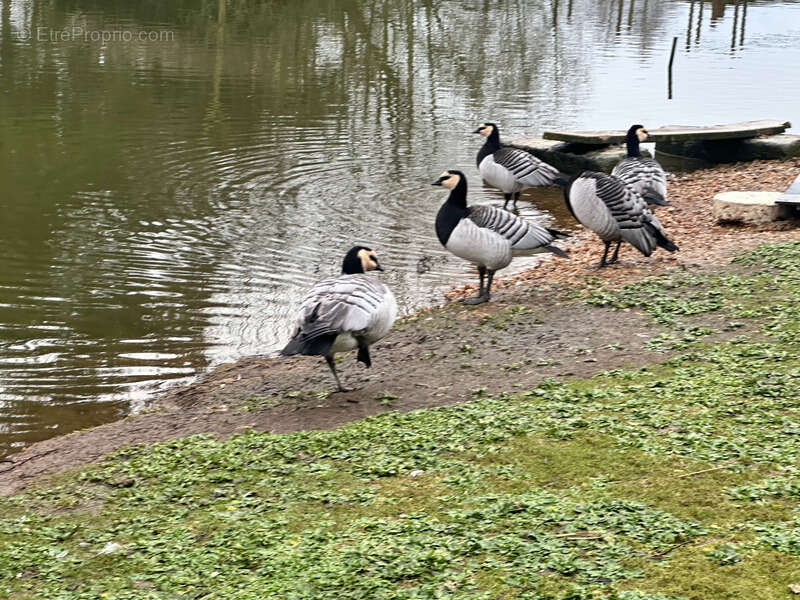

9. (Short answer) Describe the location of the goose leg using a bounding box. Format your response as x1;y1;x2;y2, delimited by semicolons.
325;355;350;393
590;241;612;269
606;241;622;265
503;193;512;210
512;192;520;212
485;269;495;299
462;265;490;305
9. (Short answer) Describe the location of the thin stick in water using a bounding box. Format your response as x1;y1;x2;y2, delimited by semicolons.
668;36;678;99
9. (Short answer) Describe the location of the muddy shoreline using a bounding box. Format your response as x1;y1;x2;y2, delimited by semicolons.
1;159;798;497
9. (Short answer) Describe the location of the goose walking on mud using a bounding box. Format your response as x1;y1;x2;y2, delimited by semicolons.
563;171;678;268
474;122;561;210
433;170;569;304
612;124;669;207
281;246;397;392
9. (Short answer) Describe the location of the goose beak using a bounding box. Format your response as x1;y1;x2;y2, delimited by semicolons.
432;177;444;186
472;127;482;134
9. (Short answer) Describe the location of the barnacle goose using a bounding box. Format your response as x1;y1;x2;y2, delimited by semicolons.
474;122;562;210
433;170;569;304
281;246;397;392
612;124;669;207
563;171;678;268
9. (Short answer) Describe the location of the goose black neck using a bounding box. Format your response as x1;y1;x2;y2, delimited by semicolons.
625;132;642;158
435;179;469;246
476;128;502;167
446;176;468;208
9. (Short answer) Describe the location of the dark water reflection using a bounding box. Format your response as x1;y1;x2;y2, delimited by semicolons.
1;0;799;456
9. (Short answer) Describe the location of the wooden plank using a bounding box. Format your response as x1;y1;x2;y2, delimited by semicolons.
543;120;791;145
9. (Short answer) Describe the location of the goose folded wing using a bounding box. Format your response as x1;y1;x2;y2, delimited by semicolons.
593;175;650;230
613;158;668;204
298;277;385;335
598;176;673;255
468;205;555;250
492;147;560;186
638;161;668;204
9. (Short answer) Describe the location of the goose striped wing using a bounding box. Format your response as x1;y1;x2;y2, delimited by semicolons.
491;147;560;187
468;205;556;250
612;157;668;205
296;274;389;337
569;172;657;255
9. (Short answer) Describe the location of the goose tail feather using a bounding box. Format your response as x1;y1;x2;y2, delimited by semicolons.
545;245;569;258
643;194;670;207
546;227;571;240
281;329;338;357
645;222;679;252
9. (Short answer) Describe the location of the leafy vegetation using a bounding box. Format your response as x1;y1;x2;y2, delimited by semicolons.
1;242;800;599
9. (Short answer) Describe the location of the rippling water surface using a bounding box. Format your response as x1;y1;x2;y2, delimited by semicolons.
1;0;799;455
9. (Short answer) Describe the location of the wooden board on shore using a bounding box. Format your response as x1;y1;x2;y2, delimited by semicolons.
543;120;791;145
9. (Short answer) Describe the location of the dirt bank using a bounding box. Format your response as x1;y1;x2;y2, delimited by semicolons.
1;159;798;497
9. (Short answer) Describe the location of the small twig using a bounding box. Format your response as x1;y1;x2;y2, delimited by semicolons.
650;539;693;559
554;530;605;538
678;464;733;478
0;449;58;474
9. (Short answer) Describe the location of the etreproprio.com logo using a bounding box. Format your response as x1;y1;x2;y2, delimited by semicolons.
15;27;175;43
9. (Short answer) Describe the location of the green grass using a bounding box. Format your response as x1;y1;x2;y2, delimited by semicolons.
1;241;800;599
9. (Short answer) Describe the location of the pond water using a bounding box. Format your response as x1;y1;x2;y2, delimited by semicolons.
1;0;799;456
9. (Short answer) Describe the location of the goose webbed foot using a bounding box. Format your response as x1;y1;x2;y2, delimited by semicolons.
587;241;613;269
462;265;490;304
461;293;490;305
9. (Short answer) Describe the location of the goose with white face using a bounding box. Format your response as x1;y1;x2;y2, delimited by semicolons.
564;170;677;268
473;122;562;211
612;123;669;208
433;169;569;304
281;245;397;392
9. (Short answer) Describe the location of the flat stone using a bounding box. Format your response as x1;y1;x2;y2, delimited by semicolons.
503;136;649;174
543;120;791;145
778;174;800;205
712;191;791;224
656;134;800;163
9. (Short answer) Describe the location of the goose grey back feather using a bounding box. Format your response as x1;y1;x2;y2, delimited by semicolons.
293;274;397;347
612;157;668;205
479;147;560;193
569;172;669;256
